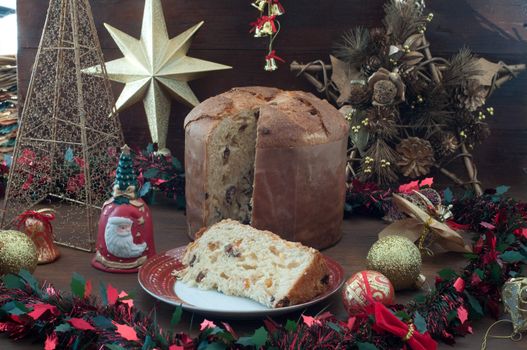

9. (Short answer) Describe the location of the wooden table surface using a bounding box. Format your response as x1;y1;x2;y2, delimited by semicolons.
1;205;524;349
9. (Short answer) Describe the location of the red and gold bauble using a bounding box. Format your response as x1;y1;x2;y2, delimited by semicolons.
342;270;395;315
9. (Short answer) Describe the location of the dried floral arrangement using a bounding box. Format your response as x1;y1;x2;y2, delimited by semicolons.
250;0;285;71
0;189;525;349
291;0;525;195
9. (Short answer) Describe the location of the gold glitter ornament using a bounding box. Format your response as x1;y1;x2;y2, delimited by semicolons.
367;235;422;290
0;230;38;275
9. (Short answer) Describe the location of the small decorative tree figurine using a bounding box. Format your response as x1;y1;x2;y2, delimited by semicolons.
92;145;155;273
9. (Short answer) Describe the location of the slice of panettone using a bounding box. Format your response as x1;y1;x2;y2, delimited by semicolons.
176;219;330;308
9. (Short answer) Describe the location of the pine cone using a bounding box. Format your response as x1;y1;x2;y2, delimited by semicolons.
368;68;405;106
348;82;371;107
396;137;435;178
362;55;382;77
365;106;398;139
431;132;460;161
455;79;487;112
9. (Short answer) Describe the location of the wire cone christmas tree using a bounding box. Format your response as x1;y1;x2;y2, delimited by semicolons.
1;0;124;251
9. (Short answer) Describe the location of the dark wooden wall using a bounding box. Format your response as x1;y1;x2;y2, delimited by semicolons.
17;0;527;197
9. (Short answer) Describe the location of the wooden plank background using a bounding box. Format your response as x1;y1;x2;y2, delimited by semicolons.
16;0;527;196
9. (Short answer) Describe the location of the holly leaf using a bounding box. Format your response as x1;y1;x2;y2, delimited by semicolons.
65;147;74;162
495;185;510;196
419;177;434;188
326;322;342;333
70;273;86;299
146;144;155;154
443;188;453;204
92;315;116;330
457;305;468;324
284;319;297;332
28;303;59;320
19;269;40;295
105;345;127;350
438;268;457;280
142;335;155;350
44;332;58;350
237;327;268;348
55;323;72;333
112;321;139;342
170;306;183;328
500;251;525;263
465;292;483;319
1;301;30;315
357;342;378;350
68;318;95;331
107;284;119;305
139;181;152;198
447;309;458;322
474;269;484;279
489;263;501;282
1;274;24;289
99;282;108;305
200;343;226;350
143;168;160;179
394;311;411;322
413;311;427;333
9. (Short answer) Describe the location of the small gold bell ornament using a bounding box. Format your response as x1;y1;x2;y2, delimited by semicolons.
17;209;60;264
0;230;38;275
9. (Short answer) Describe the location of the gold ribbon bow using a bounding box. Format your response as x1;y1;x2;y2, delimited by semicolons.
379;191;472;255
112;185;137;200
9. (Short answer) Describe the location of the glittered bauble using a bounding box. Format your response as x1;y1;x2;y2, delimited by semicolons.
367;235;422;290
342;270;395;315
0;230;38;275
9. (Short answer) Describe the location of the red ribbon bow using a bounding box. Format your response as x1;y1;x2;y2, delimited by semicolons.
265;50;285;62
16;210;56;234
366;302;437;350
270;0;285;13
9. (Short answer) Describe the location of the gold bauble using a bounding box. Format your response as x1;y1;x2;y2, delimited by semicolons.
0;230;38;275
367;235;422;290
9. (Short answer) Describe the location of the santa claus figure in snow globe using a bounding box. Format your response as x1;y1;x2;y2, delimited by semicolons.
92;145;155;273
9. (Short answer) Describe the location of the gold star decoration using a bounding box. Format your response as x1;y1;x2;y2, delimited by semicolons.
84;0;231;153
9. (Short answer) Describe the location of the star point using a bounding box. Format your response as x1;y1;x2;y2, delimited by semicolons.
83;0;231;152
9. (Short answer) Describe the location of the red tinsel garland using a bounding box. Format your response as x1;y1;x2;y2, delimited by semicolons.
0;190;525;349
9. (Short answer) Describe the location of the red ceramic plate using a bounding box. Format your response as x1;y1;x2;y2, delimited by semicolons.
138;246;345;318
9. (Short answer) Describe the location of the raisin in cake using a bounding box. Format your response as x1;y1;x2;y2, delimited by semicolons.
177;219;330;308
184;87;349;249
